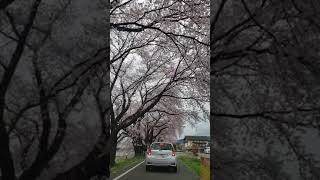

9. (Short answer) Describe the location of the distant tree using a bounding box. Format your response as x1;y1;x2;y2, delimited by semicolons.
122;109;184;155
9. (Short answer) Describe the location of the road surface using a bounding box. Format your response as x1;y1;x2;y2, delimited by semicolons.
114;157;199;180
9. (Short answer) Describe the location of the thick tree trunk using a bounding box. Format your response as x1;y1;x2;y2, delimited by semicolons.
54;150;110;180
0;114;16;180
0;95;15;180
18;59;53;180
132;136;146;156
53;135;111;180
109;135;117;166
133;145;139;155
0;0;42;179
0;0;15;9
133;145;145;155
19;116;67;180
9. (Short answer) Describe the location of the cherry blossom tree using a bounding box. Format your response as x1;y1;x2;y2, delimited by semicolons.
0;0;209;180
0;0;109;179
121;105;186;155
211;0;320;179
109;0;210;166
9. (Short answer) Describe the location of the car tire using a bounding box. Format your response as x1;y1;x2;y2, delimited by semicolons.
172;166;177;173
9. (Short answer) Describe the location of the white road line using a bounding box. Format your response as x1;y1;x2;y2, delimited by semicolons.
113;160;145;180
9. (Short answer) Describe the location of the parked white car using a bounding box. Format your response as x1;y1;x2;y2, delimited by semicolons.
145;142;177;172
204;146;210;154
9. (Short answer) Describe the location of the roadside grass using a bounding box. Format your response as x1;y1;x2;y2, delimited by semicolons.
178;155;201;176
200;160;210;180
111;155;145;176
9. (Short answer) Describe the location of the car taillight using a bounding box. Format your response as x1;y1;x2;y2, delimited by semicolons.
172;151;176;156
147;149;152;156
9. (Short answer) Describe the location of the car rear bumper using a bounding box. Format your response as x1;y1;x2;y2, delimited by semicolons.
145;156;177;167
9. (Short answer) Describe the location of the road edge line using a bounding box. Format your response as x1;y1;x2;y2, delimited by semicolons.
113;160;145;180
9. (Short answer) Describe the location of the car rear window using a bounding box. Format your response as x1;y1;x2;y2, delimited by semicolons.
151;143;173;150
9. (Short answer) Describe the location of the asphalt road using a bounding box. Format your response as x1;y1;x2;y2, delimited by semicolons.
114;157;199;180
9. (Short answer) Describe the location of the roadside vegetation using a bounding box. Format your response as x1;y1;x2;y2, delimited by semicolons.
201;164;210;180
178;155;201;176
200;157;210;180
111;155;145;177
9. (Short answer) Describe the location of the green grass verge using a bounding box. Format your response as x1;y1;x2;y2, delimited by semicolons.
111;155;144;176
178;155;201;176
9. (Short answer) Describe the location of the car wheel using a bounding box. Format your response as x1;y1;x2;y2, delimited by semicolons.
146;166;151;172
172;166;177;173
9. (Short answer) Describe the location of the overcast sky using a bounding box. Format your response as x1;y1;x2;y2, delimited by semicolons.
178;120;210;139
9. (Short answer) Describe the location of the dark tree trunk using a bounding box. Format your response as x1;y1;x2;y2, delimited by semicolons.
54;150;110;180
53;135;111;180
109;134;117;166
132;136;146;156
0;117;16;180
0;0;41;178
133;145;145;155
0;0;15;9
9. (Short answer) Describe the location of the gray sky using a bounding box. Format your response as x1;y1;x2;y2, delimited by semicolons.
178;120;210;139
